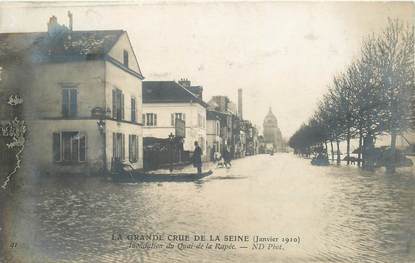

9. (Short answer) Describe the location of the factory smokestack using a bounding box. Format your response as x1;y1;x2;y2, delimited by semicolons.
238;88;243;119
68;11;73;31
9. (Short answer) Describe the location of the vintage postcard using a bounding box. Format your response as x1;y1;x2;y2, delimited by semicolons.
0;1;414;262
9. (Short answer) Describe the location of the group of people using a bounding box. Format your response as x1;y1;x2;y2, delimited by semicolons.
192;141;232;174
213;148;232;169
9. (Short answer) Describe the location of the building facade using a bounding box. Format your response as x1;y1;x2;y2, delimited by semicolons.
0;16;144;175
142;81;208;155
208;96;238;155
206;110;222;160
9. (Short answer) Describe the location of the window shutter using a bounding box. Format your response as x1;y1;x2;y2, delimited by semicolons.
80;134;86;162
53;132;61;162
122;134;125;160
171;113;174;126
70;89;77;117
71;133;79;161
154;114;157;126
129;135;132;162
112;133;116;158
112;90;116;119
136;136;139;160
62;89;69;117
121;93;125;120
131;98;136;123
142;114;145;125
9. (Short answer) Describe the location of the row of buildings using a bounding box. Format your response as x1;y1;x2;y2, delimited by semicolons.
141;79;261;168
0;14;285;175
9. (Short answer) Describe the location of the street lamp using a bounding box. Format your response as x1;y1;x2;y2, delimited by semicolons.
97;119;105;134
168;132;175;172
93;107;110;176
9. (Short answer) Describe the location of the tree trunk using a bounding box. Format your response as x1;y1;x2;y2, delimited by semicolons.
324;141;328;155
336;140;341;165
363;133;375;171
362;135;366;169
346;128;351;165
330;140;334;162
387;132;397;174
357;131;363;167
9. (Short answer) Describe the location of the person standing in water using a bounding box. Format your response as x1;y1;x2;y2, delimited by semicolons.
223;146;232;168
193;141;202;174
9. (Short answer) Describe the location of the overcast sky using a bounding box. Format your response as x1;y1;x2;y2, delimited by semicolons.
0;1;413;137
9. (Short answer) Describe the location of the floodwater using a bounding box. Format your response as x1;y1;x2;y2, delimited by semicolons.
3;154;415;263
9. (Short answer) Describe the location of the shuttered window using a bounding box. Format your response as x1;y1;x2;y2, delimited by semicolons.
171;113;185;126
112;88;124;121
53;132;86;162
129;135;139;163
113;133;125;161
145;113;157;126
62;88;77;117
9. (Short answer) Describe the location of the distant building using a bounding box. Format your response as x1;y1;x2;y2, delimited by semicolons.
206;110;222;161
237;88;243;119
376;131;415;153
142;80;208;155
208;96;237;156
0;15;145;175
240;120;259;156
263;107;284;152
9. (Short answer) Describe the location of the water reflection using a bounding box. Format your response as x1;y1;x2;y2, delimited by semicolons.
7;154;415;262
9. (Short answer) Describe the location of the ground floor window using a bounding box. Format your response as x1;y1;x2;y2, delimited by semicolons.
129;135;139;163
53;131;86;162
113;133;125;160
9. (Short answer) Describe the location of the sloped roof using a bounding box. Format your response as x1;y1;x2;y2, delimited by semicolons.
187;85;203;98
0;30;123;63
143;81;208;107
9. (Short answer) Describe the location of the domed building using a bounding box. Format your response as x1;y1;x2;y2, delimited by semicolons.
263;107;284;152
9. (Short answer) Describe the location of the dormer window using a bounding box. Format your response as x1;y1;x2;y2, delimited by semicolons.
123;50;129;68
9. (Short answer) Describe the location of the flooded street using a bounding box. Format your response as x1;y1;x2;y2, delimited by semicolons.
8;153;415;263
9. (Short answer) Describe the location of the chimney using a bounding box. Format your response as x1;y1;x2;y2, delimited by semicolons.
47;15;69;37
68;11;73;31
178;78;191;88
47;16;59;35
238;88;243;119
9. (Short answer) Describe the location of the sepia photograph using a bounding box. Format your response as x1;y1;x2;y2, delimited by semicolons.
0;1;414;262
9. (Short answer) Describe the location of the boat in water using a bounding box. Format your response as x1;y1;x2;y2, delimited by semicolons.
112;170;213;183
311;153;330;166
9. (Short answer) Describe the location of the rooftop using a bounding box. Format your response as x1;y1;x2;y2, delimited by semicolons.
143;81;208;107
0;30;125;62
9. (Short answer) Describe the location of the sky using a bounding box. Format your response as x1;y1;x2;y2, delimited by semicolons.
0;1;413;138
